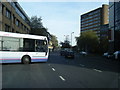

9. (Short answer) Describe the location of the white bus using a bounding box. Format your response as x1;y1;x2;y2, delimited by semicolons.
0;31;49;64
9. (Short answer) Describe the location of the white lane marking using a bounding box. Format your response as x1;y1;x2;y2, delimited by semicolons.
59;76;66;81
93;69;102;72
80;64;85;67
52;68;56;71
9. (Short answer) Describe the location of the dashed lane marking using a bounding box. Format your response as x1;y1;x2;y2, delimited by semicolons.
59;76;66;81
52;68;56;71
93;69;102;72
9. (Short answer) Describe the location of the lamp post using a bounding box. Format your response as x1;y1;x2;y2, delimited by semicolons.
71;32;74;47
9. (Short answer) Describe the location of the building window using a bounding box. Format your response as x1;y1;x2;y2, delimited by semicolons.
27;29;29;33
12;14;14;21
13;15;15;24
24;26;26;31
2;4;4;15
0;21;2;30
2;37;20;51
11;2;30;25
5;24;10;32
0;4;2;13
19;22;21;28
16;19;19;27
6;8;11;19
21;23;23;29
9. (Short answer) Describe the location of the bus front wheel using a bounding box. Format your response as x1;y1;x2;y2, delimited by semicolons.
22;56;31;64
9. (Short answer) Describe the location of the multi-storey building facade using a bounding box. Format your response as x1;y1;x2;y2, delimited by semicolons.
0;2;30;34
100;24;111;40
81;4;109;39
109;1;120;51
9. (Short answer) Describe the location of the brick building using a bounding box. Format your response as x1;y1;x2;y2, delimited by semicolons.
0;2;30;34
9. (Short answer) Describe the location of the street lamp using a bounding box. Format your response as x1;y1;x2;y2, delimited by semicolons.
71;32;74;47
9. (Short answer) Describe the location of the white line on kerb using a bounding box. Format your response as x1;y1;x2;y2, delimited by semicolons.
93;69;102;72
59;76;66;81
52;68;55;71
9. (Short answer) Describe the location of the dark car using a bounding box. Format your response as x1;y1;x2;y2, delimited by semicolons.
60;50;67;56
65;51;75;59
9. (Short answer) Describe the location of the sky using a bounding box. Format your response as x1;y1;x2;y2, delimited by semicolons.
19;1;108;46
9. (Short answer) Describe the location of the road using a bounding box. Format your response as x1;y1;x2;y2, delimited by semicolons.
2;52;120;88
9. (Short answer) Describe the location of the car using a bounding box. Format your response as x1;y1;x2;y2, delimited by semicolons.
60;50;67;56
113;51;120;60
79;51;87;56
103;52;108;57
60;50;65;56
65;50;75;59
60;48;72;56
103;52;113;59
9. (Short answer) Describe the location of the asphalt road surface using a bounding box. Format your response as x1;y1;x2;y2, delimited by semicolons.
2;52;120;88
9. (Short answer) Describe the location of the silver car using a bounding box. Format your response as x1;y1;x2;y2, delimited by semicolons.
80;51;87;56
113;51;120;60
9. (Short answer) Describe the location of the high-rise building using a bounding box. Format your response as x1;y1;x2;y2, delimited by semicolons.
109;1;120;51
0;2;30;34
100;24;111;40
81;4;109;39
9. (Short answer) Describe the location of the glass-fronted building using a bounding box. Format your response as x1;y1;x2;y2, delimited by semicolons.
100;24;110;39
109;1;120;51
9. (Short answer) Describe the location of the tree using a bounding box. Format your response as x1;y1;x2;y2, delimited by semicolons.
30;27;48;36
60;40;71;49
30;16;59;50
50;34;58;50
30;16;48;37
76;31;99;53
99;37;109;53
30;16;43;28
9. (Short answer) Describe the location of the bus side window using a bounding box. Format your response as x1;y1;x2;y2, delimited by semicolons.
35;40;41;52
35;40;48;52
2;37;19;51
23;38;35;52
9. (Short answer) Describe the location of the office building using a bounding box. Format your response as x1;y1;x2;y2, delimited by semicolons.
0;2;30;34
109;1;120;51
81;4;109;39
100;24;111;40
